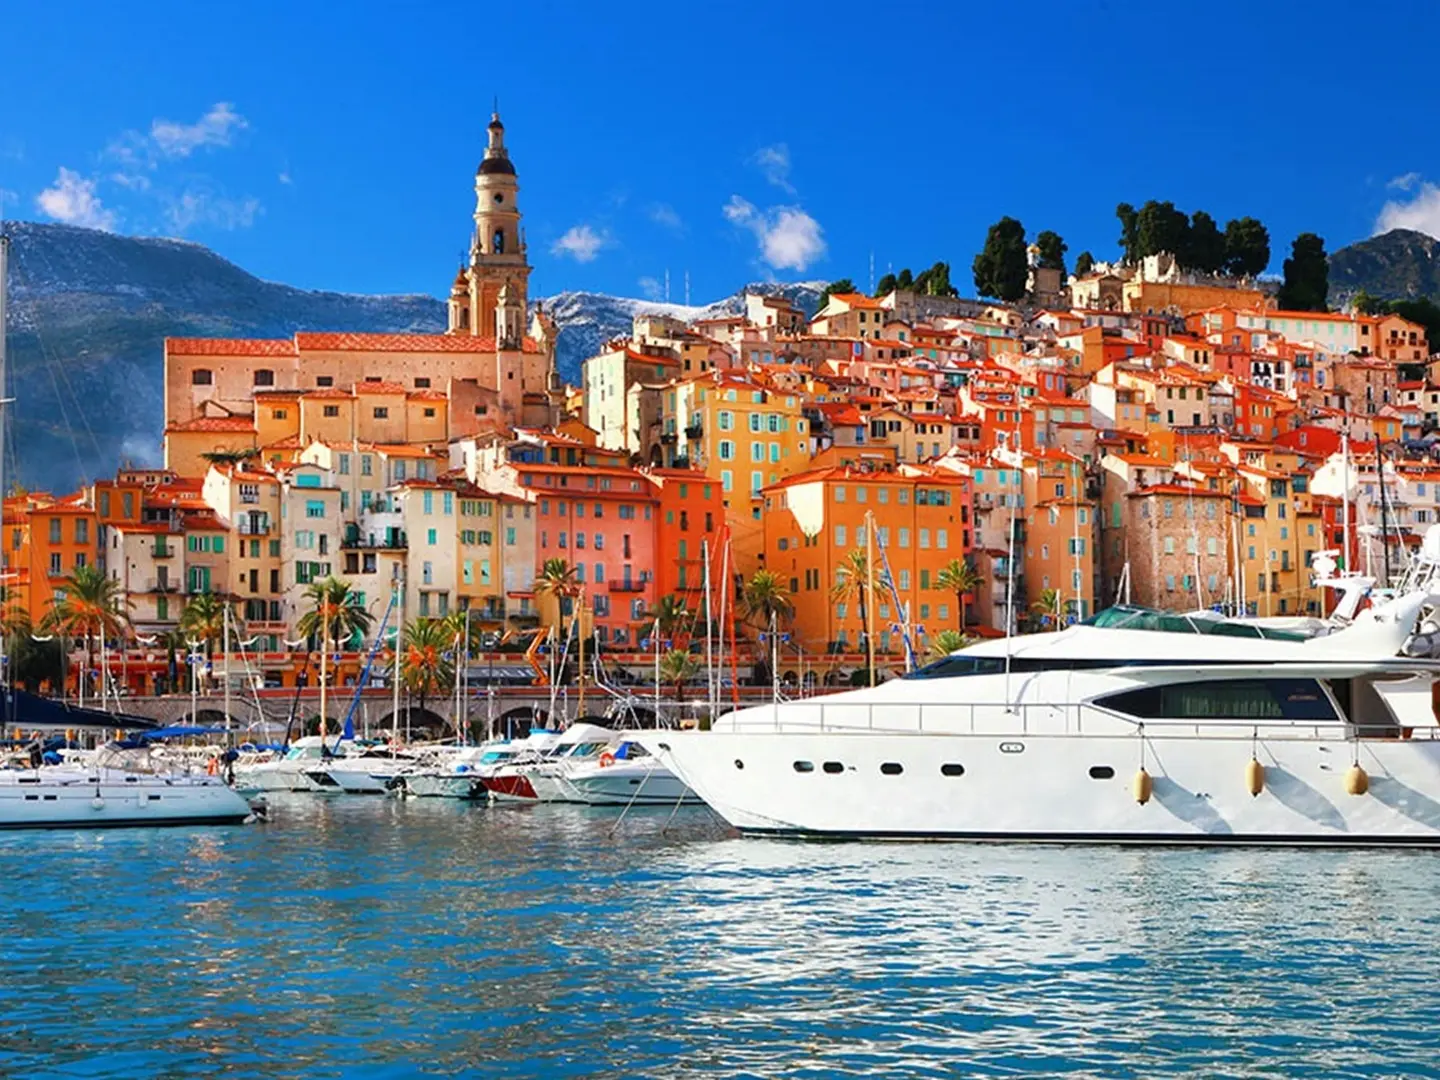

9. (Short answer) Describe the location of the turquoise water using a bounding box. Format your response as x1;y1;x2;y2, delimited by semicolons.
3;797;1440;1078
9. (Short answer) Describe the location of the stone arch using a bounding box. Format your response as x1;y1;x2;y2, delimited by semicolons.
378;706;448;738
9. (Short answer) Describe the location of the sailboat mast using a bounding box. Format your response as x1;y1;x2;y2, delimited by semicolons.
1341;426;1352;573
0;236;9;694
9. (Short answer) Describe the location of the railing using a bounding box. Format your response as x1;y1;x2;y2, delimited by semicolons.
151;545;173;559
608;580;646;593
721;698;1383;740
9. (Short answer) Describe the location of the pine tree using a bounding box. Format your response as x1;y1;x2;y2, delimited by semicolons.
1034;231;1067;273
1276;233;1329;312
1115;203;1139;264
972;217;1028;302
1074;251;1095;276
1184;211;1226;274
873;272;896;297
1222;218;1270;278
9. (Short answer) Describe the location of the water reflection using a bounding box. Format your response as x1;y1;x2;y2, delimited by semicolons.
1;797;1439;1077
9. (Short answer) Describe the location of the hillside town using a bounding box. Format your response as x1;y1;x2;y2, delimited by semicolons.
5;112;1434;696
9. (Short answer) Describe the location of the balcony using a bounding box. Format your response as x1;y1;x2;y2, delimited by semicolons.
508;610;540;626
608;580;646;593
343;524;407;549
660;431;678;445
151;543;174;559
143;578;179;594
684;422;703;439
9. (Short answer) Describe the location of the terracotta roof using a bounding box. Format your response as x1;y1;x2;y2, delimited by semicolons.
302;387;354;400
165;417;257;434
353;381;408;395
165;338;297;356
295;332;541;354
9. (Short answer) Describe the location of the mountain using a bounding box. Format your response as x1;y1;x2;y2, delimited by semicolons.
1329;228;1440;303
0;220;824;492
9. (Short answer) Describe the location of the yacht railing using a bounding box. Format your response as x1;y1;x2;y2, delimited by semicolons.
722;700;1436;740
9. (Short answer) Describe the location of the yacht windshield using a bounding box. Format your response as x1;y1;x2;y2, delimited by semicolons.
1083;605;1309;641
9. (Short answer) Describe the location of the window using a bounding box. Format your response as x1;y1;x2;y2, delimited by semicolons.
1099;679;1337;722
374;407;389;419
323;405;340;418
305;500;325;519
254;369;274;387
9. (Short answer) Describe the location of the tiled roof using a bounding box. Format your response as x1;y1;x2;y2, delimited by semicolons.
165;417;257;433
295;332;541;354
165;338;297;356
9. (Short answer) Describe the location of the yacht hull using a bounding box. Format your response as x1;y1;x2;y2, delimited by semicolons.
561;762;701;806
403;773;484;799
645;731;1440;844
0;772;253;828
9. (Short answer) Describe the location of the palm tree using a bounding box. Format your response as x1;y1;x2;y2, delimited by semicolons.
830;548;872;661
398;617;455;721
936;558;983;631
296;576;373;649
178;591;232;692
45;565;130;699
1031;587;1063;632
178;591;229;650
741;569;793;631
534;557;581;657
659;649;700;704
645;594;691;643
926;628;973;660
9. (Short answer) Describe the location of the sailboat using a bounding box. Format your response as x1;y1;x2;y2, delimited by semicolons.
0;233;254;827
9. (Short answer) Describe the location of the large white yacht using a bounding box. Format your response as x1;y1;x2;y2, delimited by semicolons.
641;592;1440;844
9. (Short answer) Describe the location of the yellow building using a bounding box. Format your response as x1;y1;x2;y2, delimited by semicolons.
657;371;813;580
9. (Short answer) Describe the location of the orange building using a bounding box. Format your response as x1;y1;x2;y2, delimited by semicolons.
760;465;972;679
648;469;724;613
2;493;100;623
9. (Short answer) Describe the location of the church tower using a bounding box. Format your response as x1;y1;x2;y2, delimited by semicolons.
454;109;530;339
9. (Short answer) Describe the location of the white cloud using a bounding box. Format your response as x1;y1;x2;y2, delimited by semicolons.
35;168;117;231
1376;179;1440;238
0;188;16;211
753;143;794;193
163;190;261;234
111;171;151;191
278;169;292;186
551;224;607;262
638;276;664;301
723;195;826;272
648;203;682;232
150;102;248;158
1388;171;1421;191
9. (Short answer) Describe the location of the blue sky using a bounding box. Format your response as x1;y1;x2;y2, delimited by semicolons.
4;0;1439;304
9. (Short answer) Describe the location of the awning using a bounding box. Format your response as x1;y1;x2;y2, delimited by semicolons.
0;689;159;731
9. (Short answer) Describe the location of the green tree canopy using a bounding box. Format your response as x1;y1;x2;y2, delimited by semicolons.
1136;200;1189;261
1034;231;1067;273
1115;203;1140;264
741;569;793;630
926;628;973;660
913;261;958;297
1223;217;1270;277
1073;251;1095;277
179;591;230;649
1184;211;1226;274
398;617;455;713
296;577;373;647
816;279;857;309
1277;232;1329;312
1351;288;1388;315
873;272;896;297
972;217;1029;302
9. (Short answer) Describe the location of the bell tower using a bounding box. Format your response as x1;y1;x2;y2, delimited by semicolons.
461;108;530;339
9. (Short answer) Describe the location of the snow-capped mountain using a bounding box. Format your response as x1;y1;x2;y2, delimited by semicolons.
0;221;824;491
